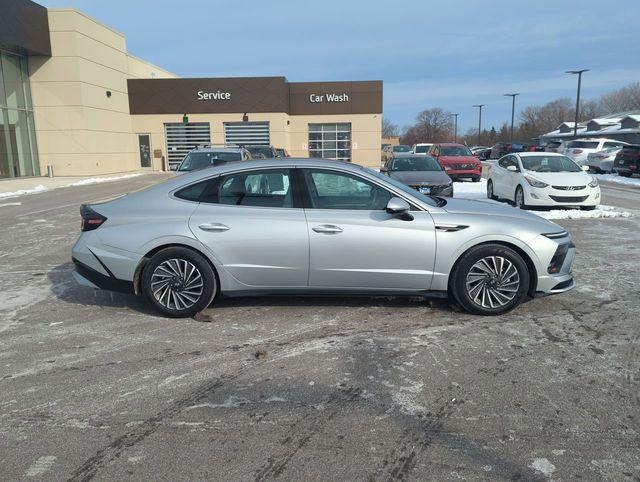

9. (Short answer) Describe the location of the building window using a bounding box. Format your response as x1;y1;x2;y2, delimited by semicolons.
0;49;39;178
308;123;351;161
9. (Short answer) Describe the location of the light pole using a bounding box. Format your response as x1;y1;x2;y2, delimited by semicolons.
504;93;519;142
473;104;484;146
452;113;459;143
566;69;589;138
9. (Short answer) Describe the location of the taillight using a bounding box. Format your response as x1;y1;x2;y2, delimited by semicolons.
81;205;107;231
573;149;583;154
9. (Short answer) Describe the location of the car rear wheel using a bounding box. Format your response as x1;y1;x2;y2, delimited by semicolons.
514;186;527;209
450;244;530;316
142;247;217;318
487;180;497;200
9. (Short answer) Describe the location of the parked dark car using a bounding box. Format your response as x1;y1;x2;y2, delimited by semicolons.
380;153;453;196
613;144;640;177
428;143;482;182
489;141;541;159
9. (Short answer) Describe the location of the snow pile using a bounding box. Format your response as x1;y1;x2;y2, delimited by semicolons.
67;173;144;186
594;173;640;187
452;179;632;220
0;184;47;199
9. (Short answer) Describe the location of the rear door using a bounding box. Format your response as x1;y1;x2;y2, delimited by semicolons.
187;167;309;288
300;167;436;290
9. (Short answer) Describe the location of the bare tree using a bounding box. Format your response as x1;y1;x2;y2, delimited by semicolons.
598;82;640;113
382;118;399;138
401;108;454;144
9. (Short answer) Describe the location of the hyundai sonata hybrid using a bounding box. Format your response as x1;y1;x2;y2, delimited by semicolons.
72;159;575;317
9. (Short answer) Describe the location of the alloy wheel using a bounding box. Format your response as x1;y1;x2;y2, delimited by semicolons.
465;256;520;309
151;258;204;311
515;188;525;208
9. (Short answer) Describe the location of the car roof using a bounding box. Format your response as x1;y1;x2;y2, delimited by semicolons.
393;153;434;158
192;146;243;152
413;143;432;145
513;152;565;157
568;137;628;142
434;142;466;147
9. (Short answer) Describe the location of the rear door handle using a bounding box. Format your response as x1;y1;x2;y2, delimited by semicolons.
199;223;230;232
312;224;343;234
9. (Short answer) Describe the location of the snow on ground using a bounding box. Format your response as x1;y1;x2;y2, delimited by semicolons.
594;173;640;187
67;173;143;187
0;173;144;199
0;185;46;199
453;179;632;220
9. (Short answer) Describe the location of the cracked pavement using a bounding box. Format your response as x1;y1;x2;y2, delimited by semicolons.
0;174;639;480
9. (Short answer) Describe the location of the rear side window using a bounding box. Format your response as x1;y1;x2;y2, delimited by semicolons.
603;142;624;148
567;141;598;149
206;169;293;208
174;180;211;202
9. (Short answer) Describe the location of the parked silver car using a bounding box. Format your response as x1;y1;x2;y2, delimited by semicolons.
72;159;575;317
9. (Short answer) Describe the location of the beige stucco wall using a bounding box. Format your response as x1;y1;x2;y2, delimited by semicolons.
131;113;381;169
28;9;176;176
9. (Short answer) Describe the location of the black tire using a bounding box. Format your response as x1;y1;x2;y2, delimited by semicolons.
450;244;530;316
472;176;481;183
581;205;597;211
619;172;632;178
514;186;527;209
487;180;497;200
142;247;217;318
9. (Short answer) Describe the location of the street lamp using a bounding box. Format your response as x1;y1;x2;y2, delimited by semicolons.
504;93;519;142
566;69;589;137
452;113;459;143
473;104;484;146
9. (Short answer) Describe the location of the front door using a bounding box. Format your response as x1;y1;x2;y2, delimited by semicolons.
188;167;308;288
138;134;152;168
301;168;437;291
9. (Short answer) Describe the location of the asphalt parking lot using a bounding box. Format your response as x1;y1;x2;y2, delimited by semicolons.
1;174;639;481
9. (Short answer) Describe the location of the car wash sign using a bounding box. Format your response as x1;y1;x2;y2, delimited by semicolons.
309;93;349;103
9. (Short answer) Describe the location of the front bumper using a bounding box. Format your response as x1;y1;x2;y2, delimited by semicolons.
522;185;600;207
409;184;454;197
445;168;481;180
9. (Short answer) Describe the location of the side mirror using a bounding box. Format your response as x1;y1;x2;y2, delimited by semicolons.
386;197;413;220
506;165;518;172
169;164;178;171
380;166;388;173
581;165;589;171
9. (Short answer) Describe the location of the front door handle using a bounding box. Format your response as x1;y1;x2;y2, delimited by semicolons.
199;223;230;232
312;224;343;234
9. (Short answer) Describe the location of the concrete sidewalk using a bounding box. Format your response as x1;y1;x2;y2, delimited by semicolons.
0;171;168;199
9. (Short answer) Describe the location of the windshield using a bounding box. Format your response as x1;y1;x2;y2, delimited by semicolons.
247;146;275;158
414;145;430;154
520;155;581;173
393;145;411;153
390;156;442;172
178;151;242;171
567;141;598;149
440;145;472;156
364;168;438;207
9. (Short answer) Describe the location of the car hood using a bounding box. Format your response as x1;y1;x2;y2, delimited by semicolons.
523;170;592;186
439;156;478;164
389;170;451;185
441;197;557;225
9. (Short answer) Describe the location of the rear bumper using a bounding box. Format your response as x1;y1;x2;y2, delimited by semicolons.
72;258;134;294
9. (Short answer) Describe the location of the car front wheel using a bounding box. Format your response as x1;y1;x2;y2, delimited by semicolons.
450;244;530;315
514;186;527;209
142;247;217;318
487;180;497;200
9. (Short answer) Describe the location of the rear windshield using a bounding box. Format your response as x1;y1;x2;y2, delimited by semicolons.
414;145;430;154
390;156;442;172
178;151;242;171
567;141;598;149
247;146;275;159
440;146;472;156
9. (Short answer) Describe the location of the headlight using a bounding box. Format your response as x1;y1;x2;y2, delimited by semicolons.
524;175;548;188
588;177;598;188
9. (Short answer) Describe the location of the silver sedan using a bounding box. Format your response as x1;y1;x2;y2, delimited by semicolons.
72;159;575;317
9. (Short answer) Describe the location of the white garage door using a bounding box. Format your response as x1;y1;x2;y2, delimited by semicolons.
165;122;211;169
224;122;270;146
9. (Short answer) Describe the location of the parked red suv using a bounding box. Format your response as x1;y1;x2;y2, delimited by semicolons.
428;143;482;182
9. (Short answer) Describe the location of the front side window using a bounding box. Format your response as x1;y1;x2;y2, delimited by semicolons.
308;123;351;161
603;142;624;149
303;169;391;210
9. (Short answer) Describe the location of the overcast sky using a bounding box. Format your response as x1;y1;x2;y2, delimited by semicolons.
40;0;640;133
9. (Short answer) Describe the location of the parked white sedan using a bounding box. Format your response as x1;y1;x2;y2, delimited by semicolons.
487;152;600;210
564;138;627;165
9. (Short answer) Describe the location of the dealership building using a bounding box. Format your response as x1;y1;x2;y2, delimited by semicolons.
1;0;383;178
